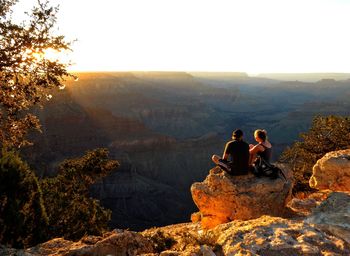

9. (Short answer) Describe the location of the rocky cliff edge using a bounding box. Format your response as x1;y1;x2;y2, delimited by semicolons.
2;149;350;255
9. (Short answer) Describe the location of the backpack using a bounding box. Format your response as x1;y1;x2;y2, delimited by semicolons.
253;156;287;181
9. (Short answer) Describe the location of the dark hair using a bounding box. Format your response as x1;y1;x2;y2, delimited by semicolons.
232;129;243;139
254;129;267;141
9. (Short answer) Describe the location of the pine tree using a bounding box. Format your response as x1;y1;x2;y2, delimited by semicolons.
40;148;119;240
280;115;350;193
0;149;48;248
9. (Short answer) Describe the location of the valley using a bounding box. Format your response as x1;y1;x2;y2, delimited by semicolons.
24;72;350;230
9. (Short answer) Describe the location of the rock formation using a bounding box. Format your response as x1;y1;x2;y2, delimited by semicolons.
305;149;350;244
306;192;350;244
191;166;293;228
211;215;349;256
287;191;328;215
4;214;349;256
309;148;350;191
14;230;154;256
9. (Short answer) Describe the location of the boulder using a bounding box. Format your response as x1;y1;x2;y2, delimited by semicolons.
287;192;329;215
287;197;317;215
309;149;350;191
191;166;293;228
306;192;350;244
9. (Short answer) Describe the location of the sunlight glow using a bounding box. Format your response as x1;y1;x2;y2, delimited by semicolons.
43;48;61;62
22;48;70;65
13;0;350;73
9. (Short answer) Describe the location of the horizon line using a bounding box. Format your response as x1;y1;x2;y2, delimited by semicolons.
68;70;350;75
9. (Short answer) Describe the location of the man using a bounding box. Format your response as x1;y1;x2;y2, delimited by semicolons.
212;129;250;175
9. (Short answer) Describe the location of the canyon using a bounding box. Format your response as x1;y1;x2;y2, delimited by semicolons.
23;72;350;230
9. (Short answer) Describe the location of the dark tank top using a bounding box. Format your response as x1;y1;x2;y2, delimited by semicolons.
257;143;272;163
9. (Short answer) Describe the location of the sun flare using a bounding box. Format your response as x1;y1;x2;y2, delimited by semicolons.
13;0;350;73
25;48;71;64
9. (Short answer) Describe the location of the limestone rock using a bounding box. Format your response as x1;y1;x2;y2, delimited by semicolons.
190;212;201;223
287;192;329;215
142;216;350;256
310;149;350;191
159;250;181;256
306;192;350;244
24;229;154;256
191;166;293;228
288;197;317;215
212;216;350;256
3;216;350;255
142;223;204;255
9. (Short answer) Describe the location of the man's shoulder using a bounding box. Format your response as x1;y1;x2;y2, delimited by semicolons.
242;141;249;146
226;140;238;146
228;140;249;147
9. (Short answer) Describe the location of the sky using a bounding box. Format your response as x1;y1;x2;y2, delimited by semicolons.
13;0;350;74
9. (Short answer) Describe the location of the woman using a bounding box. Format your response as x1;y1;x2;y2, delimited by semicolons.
249;129;272;165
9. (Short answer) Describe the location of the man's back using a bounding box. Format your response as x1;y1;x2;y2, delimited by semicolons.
224;140;250;175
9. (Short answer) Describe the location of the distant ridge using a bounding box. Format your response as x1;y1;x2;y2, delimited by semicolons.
190;72;248;78
257;73;350;82
69;71;350;83
132;71;194;79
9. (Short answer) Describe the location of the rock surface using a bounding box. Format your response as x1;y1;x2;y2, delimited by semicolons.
3;211;350;255
287;191;329;215
191;167;293;228
212;215;349;256
309;149;350;191
306;192;350;244
6;230;154;256
142;215;350;256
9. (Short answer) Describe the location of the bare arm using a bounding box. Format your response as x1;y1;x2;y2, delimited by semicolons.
249;144;263;165
222;153;229;160
249;144;263;155
222;142;230;160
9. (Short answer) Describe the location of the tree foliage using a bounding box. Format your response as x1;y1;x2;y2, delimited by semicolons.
0;0;74;148
280;115;350;193
0;148;48;248
0;1;119;248
40;148;119;241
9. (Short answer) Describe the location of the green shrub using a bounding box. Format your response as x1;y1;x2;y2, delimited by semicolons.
144;230;176;253
0;149;48;248
280;115;350;193
40;148;119;241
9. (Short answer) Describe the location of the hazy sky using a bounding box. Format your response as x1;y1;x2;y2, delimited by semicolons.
13;0;350;73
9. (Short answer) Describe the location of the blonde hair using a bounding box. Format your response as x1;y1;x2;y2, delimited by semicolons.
254;129;268;142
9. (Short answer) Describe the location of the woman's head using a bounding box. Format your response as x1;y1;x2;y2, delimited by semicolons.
254;129;267;142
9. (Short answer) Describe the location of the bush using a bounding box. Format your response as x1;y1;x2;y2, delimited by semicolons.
0;149;48;248
40;148;119;241
280;115;350;193
144;230;176;253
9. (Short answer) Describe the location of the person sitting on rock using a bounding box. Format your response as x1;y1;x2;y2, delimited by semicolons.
249;129;272;165
212;129;250;175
